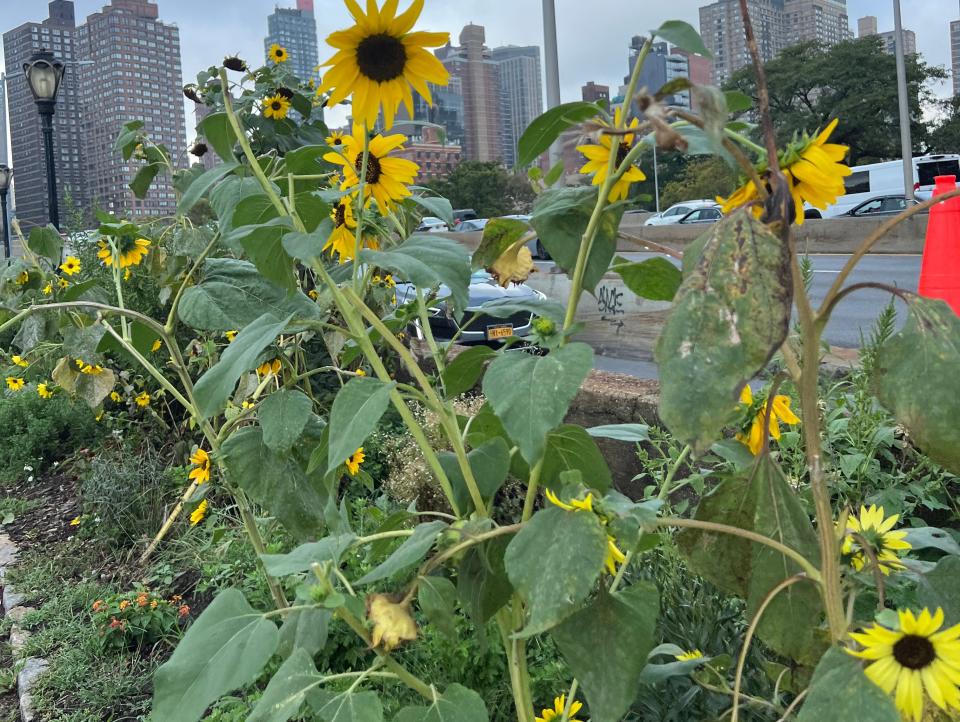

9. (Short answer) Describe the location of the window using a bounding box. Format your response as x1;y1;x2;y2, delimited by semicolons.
918;160;960;188
844;171;869;195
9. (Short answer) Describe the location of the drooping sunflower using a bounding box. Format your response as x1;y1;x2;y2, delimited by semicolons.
848;607;960;721
720;118;851;225
675;649;706;662
545;489;626;575
323;125;419;211
37;382;52;399
736;385;800;456
535;695;583;722
189;448;211;485
345;447;365;476
97;237;151;268
11;355;28;368
268;43;288;64
577;108;647;202
224;330;238;342
317;0;450;130
59;256;81;276
842;505;912;575
325;196;379;262
190;499;208;526
262;93;292;121
257;358;282;377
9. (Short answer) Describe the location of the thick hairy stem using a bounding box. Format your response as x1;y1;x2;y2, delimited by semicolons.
521;458;544;522
658;444;691;501
352;128;370;290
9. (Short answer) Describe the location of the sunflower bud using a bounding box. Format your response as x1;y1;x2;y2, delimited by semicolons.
183;85;202;104
189;142;208;158
532;317;556;337
366;594;417;651
223;56;248;72
275;86;294;100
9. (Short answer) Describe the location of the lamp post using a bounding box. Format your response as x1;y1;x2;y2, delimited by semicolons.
893;0;914;200
23;50;65;230
0;165;11;258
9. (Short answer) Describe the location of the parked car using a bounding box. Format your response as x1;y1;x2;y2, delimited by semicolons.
838;195;921;218
644;200;718;226
677;206;723;224
457;218;489;232
452;208;478;228
416;216;449;232
502;214;551;261
395;270;547;344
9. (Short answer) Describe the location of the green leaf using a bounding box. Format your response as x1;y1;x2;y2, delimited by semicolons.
393;684;489;722
439;437;511;514
282;219;335;264
26;224;62;260
541;424;612;492
130;163;161;198
178;258;319;332
277;609;330;660
544;160;565;187
260;389;314;452
356;520;447;586
530;187;624;293
260;534;357;577
873;297;960;474
194;313;291;418
612;256;681;301
517;101;602;168
795;648;900;722
457;537;513;627
483;343;593;465
903;526;960;556
152;588;279;722
199;111;238;162
76;367;116;409
418;575;459;641
221;426;329;541
471;218;531;270
442;346;497;398
409;194;455;229
639;644;709;684
655;210;792;455
552;583;659;722
505;506;607;637
918;556;960;625
229;220;297;290
360;235;471;317
586;424;650;442
177;161;239;215
601;491;662;550
310;690;383;722
248;648;321;722
210;176;264;231
725;90;753;113
475;297;566;324
327;377;396;473
652;20;713;58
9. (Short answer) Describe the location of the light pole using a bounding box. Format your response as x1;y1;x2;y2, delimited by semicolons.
23;50;65;230
892;0;914;200
542;0;562;167
0;165;11;258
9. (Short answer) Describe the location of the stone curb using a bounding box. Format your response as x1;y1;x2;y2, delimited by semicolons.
0;532;47;722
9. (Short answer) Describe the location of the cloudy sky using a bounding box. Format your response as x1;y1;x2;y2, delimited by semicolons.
2;0;959;137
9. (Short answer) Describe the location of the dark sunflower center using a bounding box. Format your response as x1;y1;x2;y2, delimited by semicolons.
333;137;343;145
616;141;631;165
356;33;407;82
334;202;347;227
893;635;936;670
271;101;283;111
355;153;382;184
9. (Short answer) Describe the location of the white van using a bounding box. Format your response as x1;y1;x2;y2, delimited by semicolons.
820;154;960;217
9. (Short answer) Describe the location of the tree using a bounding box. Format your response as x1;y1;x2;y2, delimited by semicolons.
928;98;960;154
727;37;946;165
425;161;535;217
659;157;737;208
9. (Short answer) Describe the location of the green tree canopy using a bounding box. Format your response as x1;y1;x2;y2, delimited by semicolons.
426;161;535;218
727;37;946;165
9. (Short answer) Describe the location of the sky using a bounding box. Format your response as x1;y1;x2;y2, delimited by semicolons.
1;0;959;139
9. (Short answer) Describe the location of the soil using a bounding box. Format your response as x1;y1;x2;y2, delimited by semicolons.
1;469;83;549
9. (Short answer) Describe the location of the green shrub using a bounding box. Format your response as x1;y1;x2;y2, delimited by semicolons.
90;588;188;651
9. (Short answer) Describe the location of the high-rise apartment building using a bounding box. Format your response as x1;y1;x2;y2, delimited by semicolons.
491;45;542;167
952;17;960;97
784;0;851;46
407;77;465;148
857;16;916;56
0;75;8;166
3;0;86;230
858;15;878;38
581;81;609;104
634;41;693;108
76;0;186;219
264;0;319;83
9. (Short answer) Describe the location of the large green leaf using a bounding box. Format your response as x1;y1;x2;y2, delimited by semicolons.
210;176;264;231
260;534;357;577
476;297;567;324
439;436;511;514
612;256;682;302
199;111;238;162
457;537;513;628
259;389;314;452
655;210;792;455
130;162;161;198
409;194;455;229
586;424;650;442
277;607;330;659
873;297;960;474
483;343;593;465
26;224;62;260
652;20;713;58
152;588;279;722
177;161;239;215
918;556;960;625
552;583;659;722
310;690;383;722
221;426;328;541
355;520;447;586
418;575;459;641
442;346;497;398
248;648;321;722
530;187;624;293
795;648;900;722
505;506;607;637
178;258;319;332
471;217;531;270
541;424;612;492
228;219;297;290
517;101;603;168
327;377;396;473
360;235;472;317
194;313;291;418
393;684;489;722
282;220;334;264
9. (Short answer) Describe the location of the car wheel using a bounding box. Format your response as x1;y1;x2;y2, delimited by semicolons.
536;240;550;261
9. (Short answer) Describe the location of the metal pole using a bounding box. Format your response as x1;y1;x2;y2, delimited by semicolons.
38;105;60;230
653;143;660;213
542;0;561;167
893;0;914;200
0;191;8;258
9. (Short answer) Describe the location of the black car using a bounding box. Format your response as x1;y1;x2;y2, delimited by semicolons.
840;195;920;217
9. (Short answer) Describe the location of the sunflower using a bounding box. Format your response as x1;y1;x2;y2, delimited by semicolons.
268;43;288;64
189;448;211;484
57;277;69;289
317;0;450;130
135;391;151;407
323;124;419;211
224;330;238;342
257;358;282;377
190;499;208;526
97;237;151;268
736;385;800;456
37;382;52;399
15;271;28;285
324;195;379;262
5;377;24;392
719;118;850;225
262;93;291;120
59;256;81;276
42;282;53;295
11;355;28;368
675;649;706;662
151;339;162;353
75;359;104;375
545;489;626;575
577;108;646;202
535;695;583;722
842;505;912;575
327;130;345;147
110;391;122;403
848;607;960;721
345;447;365;476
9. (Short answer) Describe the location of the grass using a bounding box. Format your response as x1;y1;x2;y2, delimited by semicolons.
0;495;39;521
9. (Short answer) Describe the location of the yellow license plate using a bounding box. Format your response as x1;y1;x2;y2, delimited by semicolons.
486;324;513;340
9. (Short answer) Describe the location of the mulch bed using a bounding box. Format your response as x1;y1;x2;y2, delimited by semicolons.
1;469;83;549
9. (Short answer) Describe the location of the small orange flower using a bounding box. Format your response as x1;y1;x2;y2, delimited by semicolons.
136;593;149;607
118;600;130;611
92;600;104;612
178;604;190;617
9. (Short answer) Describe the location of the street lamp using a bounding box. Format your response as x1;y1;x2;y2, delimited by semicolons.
23;50;65;230
0;165;11;258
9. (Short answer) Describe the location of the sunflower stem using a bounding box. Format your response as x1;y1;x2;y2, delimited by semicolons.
352;126;370;291
657;444;691;502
